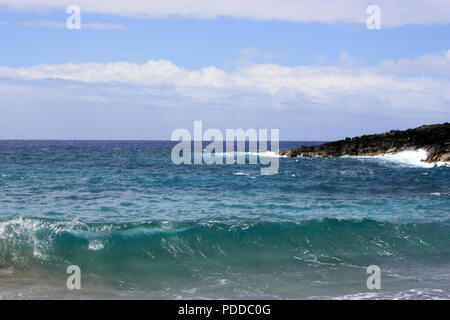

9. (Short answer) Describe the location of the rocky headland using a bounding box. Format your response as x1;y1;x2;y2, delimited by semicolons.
280;123;450;163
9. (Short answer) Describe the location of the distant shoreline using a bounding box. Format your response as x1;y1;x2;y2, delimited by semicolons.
280;123;450;163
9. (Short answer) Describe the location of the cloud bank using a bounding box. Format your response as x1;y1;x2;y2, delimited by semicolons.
0;51;449;139
1;0;450;27
1;51;450;112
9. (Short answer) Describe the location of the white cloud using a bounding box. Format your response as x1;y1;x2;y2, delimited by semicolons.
82;22;127;30
0;52;449;118
379;50;450;77
236;48;274;67
19;20;65;28
18;19;127;29
1;0;450;27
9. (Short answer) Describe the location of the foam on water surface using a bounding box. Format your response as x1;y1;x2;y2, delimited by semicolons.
350;149;449;168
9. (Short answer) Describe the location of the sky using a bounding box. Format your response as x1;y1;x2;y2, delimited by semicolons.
0;0;449;140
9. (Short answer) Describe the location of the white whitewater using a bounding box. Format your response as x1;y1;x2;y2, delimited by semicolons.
354;149;449;168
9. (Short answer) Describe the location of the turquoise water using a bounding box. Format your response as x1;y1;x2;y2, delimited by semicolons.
0;141;449;299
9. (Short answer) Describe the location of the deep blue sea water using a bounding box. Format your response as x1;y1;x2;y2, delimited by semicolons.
0;140;449;299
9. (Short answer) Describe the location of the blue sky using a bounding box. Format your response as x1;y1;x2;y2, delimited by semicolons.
2;11;450;69
0;1;449;140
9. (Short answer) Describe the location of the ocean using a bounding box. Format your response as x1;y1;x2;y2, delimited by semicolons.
0;140;449;299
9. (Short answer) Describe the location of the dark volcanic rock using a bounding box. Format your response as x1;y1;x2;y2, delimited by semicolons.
280;123;450;163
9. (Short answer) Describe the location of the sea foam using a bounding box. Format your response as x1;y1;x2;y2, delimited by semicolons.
353;149;449;168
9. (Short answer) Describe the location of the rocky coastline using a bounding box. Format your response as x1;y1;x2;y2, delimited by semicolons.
280;123;450;163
